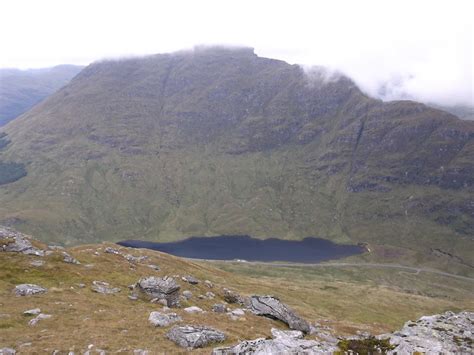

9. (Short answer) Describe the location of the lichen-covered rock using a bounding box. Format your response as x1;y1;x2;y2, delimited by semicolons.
213;328;337;354
182;275;199;285
249;295;310;333
0;227;45;256
148;311;181;327
166;325;226;349
14;284;47;296
91;281;121;294
136;276;180;307
386;311;474;354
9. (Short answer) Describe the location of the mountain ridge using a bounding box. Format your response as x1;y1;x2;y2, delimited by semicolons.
0;47;472;272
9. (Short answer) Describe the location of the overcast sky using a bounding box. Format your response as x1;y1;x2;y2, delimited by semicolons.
0;0;472;106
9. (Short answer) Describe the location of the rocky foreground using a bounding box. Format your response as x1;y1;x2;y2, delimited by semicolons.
1;226;473;354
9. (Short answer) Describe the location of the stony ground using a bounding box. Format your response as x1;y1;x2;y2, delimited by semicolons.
1;227;473;354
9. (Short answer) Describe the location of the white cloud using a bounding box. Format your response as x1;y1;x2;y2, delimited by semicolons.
0;0;472;106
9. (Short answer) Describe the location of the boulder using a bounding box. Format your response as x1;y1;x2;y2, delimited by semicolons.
249;295;310;333
204;280;214;288
0;348;16;355
23;308;41;316
148;311;182;327
213;328;337;354
212;304;227;313
231;308;245;317
166;325;226;349
184;306;204;313
136;276;180;307
223;288;245;304
182;290;193;299
0;227;44;256
182;275;199;285
14;284;47;296
28;313;52;326
91;281;121;294
29;260;44;267
104;247;121;255
62;252;80;264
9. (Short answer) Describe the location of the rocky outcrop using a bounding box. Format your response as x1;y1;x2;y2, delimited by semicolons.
148;311;182;327
166;325;226;349
0;227;45;256
386;311;474;354
249;295;310;333
136;276;180;307
14;284;47;296
213;328;338;354
91;281;121;294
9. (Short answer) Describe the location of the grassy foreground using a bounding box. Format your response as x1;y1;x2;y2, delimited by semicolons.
0;241;473;352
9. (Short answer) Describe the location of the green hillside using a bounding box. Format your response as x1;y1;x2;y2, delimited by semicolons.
0;47;473;273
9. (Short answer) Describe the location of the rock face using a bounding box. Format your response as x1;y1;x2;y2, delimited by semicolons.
387;311;474;354
91;281;121;294
0;227;45;256
249;295;310;333
148;311;182;327
136;276;180;307
213;328;338;354
14;284;47;296
166;325;226;349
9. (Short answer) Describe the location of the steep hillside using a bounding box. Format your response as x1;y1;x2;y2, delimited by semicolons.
0;47;473;271
1;227;473;353
0;65;83;126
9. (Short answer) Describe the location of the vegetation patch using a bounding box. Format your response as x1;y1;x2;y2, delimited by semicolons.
0;161;27;185
337;336;395;354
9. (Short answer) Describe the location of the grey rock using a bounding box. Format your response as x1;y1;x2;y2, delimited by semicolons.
128;295;138;301
166;325;226;349
14;284;47;296
62;251;80;264
182;290;193;299
212;303;227;313
231;308;245;317
28;313;52;326
223;288;247;305
124;254;149;263
136;276;180;307
0;227;45;256
182;275;199;284
147;264;160;271
29;260;44;267
0;348;16;355
148;311;182;327
23;308;41;316
205;280;214;288
184;306;204;313
104;247;121;254
206;291;215;299
387;311;474;354
249;295;310;333
213;327;338;354
133;350;149;355
91;281;121;294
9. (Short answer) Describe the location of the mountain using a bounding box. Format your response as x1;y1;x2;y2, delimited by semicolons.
0;47;473;272
0;65;83;126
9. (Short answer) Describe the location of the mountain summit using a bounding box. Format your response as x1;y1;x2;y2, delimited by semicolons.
0;47;472;269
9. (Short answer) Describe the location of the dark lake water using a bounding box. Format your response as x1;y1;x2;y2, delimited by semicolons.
117;235;365;263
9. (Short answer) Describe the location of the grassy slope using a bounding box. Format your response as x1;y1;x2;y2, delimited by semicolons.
0;241;472;353
0;48;472;272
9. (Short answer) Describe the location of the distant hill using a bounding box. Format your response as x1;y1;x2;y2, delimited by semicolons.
0;65;83;126
0;47;472;272
430;104;474;121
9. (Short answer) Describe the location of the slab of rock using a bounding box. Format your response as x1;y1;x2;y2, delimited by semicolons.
62;252;80;264
386;311;474;354
166;325;226;349
136;276;180;307
0;227;45;256
0;348;16;355
184;306;204;313
91;281;121;294
14;284;47;296
182;275;199;285
249;295;310;333
213;328;337;354
212;304;227;313
148;311;182;327
23;308;41;316
28;313;52;326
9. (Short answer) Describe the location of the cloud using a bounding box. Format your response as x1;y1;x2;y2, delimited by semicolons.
0;0;472;106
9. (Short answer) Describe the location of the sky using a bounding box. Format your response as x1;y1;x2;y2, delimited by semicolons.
0;0;472;106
